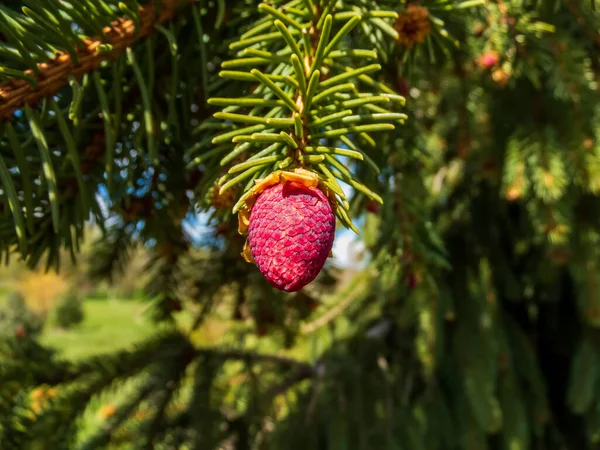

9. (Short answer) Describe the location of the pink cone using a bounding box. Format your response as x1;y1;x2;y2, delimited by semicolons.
248;182;336;292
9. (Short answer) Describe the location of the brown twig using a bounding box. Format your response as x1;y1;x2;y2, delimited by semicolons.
301;276;367;334
0;0;193;121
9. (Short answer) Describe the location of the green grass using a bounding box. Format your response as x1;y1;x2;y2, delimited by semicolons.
41;299;163;360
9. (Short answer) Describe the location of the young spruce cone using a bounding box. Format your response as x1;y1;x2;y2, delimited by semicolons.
247;182;335;292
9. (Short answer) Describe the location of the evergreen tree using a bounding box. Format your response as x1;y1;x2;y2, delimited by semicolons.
0;292;44;338
0;0;599;448
53;291;85;329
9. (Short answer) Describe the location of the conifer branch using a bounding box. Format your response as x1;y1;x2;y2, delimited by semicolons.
259;363;315;404
0;0;193;120
205;348;315;373
206;1;404;232
301;277;366;334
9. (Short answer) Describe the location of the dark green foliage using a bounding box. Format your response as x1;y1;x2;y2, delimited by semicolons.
53;291;84;329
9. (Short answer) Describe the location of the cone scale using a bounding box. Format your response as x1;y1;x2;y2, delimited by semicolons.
247;181;336;292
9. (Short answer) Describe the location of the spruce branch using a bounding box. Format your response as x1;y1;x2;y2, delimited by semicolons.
226;361;316;446
206;1;405;231
256;362;316;408
199;347;316;374
0;0;194;120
